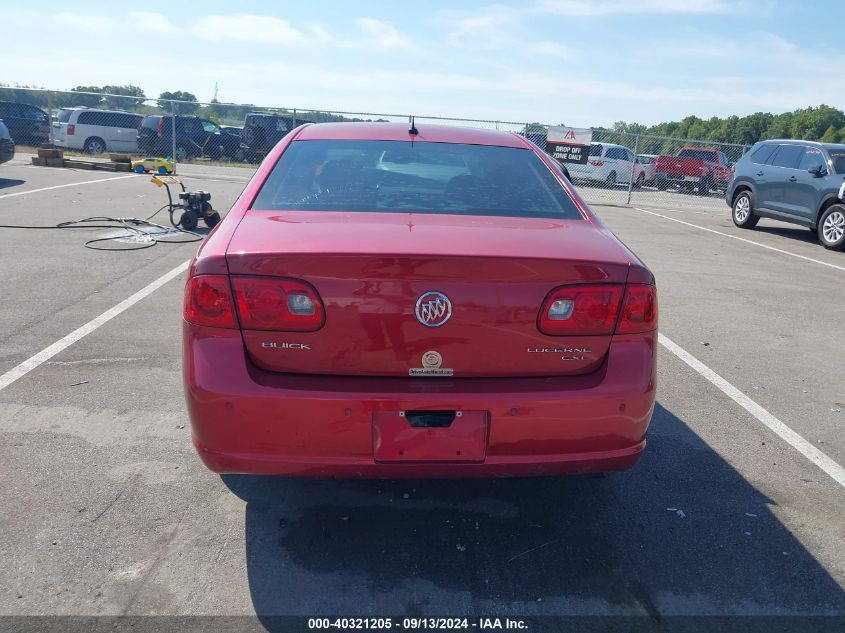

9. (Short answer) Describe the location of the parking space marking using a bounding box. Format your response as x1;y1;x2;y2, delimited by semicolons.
0;260;189;392
659;333;845;489
634;207;845;273
0;174;136;199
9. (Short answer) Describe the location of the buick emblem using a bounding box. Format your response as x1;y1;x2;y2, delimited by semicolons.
415;291;452;328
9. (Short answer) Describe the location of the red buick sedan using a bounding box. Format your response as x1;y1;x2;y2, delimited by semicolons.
183;122;657;477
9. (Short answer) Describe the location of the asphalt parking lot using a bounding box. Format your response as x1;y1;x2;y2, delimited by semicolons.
0;153;843;630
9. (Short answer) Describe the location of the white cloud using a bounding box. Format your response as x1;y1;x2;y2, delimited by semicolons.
529;41;573;59
129;12;176;34
445;6;519;50
192;14;309;44
355;18;413;50
53;12;114;31
533;0;735;15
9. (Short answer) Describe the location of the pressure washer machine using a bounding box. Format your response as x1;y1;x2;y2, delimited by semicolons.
152;175;221;231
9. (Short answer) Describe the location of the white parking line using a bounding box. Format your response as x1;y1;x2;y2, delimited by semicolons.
0;260;189;392
659;333;845;489
634;206;845;273
0;174;136;199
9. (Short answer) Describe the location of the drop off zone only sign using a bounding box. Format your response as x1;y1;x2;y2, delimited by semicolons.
546;126;592;164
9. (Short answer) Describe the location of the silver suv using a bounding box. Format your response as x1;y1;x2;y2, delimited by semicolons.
727;140;845;250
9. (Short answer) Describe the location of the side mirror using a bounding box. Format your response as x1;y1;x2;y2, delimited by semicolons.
808;167;826;177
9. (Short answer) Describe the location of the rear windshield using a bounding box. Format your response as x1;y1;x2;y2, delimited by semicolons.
251;139;582;220
678;149;716;161
57;109;74;123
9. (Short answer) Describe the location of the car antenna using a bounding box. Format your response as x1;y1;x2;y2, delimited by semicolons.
408;115;418;136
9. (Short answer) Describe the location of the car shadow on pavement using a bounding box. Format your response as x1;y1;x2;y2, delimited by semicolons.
753;224;820;246
0;178;25;190
221;402;845;626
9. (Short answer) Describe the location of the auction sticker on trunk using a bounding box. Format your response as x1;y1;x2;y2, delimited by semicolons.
409;350;454;377
546;126;592;164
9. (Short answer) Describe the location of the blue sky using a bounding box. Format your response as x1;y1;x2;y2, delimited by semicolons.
5;1;845;127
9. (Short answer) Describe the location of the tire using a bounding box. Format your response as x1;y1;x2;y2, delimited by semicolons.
698;175;713;195
656;176;668;191
605;171;617;188
134;165;145;173
157;166;167;174
178;210;198;231
175;145;188;162
83;137;106;154
818;204;845;250
204;211;221;229
732;190;759;229
635;173;645;188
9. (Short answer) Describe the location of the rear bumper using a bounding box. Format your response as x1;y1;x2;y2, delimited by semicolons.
0;142;13;165
658;172;701;183
184;325;656;478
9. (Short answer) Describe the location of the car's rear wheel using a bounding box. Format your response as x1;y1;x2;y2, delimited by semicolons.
157;166;167;174
698;175;713;195
635;173;645;188
656;177;668;191
732;190;758;229
134;165;145;173
175;145;188;162
83;137;106;154
818;204;845;250
605;171;617;188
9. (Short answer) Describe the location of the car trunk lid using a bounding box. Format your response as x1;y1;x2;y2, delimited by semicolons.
226;211;634;378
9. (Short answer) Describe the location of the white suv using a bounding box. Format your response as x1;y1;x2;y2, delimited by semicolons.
53;108;142;154
567;142;644;187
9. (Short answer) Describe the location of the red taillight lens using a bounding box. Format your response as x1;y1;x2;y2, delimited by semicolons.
538;285;624;336
184;276;236;328
590;160;604;166
616;284;657;334
67;124;75;136
231;277;325;332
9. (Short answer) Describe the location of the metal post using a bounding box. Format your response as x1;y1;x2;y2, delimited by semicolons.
293;108;297;128
47;91;54;145
170;100;177;173
626;133;640;205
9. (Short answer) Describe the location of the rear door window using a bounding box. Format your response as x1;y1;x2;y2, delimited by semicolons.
589;144;603;157
252;139;583;220
750;144;777;165
770;145;805;169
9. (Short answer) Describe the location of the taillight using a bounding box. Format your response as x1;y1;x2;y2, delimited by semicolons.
231;276;325;332
616;284;657;334
538;285;623;336
590;160;604;167
156;117;165;138
183;276;236;328
538;283;657;336
67;124;75;136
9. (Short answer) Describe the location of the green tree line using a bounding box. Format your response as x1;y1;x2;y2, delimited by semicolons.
610;105;845;146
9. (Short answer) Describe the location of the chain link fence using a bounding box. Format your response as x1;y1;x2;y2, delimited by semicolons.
0;85;747;208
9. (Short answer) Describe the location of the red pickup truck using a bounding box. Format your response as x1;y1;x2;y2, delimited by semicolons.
655;147;734;194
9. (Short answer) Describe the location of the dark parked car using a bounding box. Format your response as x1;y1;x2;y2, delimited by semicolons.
0;101;50;146
727;139;845;250
137;115;241;161
0;120;15;164
240;113;310;162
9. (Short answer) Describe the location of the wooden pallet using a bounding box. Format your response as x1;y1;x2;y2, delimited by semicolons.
30;147;131;171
